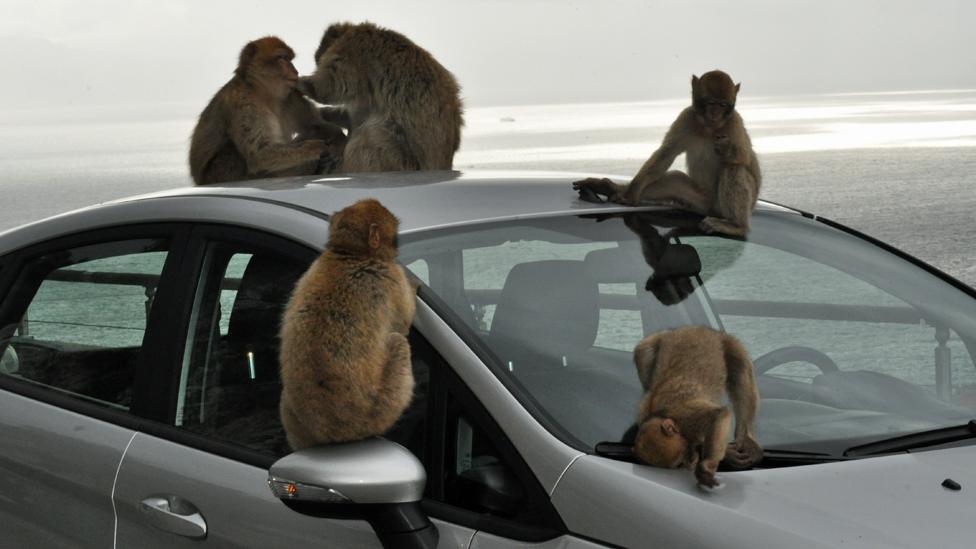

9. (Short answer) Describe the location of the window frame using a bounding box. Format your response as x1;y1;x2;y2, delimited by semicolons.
0;223;191;427
160;224;319;461
411;327;568;542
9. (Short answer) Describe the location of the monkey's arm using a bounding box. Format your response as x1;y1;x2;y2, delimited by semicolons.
620;109;694;205
686;405;732;487
228;103;326;177
318;106;351;130
721;337;763;468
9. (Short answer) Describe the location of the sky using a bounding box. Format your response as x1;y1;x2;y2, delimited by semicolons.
1;0;975;112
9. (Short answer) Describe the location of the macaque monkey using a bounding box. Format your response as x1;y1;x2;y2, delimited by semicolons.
573;70;761;236
189;36;347;185
300;22;464;172
278;199;416;450
633;325;762;487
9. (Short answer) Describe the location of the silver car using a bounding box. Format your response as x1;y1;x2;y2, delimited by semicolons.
1;171;975;548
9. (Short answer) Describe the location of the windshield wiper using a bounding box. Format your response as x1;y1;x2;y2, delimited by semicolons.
843;420;976;457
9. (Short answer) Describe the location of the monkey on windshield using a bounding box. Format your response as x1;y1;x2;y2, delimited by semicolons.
633;325;763;487
301;22;464;172
189;36;346;185
573;70;761;236
278;199;417;450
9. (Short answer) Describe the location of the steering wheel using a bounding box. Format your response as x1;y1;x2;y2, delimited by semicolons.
754;345;839;376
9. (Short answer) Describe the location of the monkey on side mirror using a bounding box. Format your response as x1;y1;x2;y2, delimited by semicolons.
632;325;762;487
189;36;346;185
573;70;761;236
278;198;417;450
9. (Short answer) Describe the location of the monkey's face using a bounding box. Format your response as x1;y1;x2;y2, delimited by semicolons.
634;417;694;470
305;52;365;106
692;70;739;130
240;37;299;99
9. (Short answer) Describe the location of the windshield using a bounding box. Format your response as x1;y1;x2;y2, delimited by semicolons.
399;210;976;457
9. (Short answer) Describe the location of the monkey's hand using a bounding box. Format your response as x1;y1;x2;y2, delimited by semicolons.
722;437;763;469
713;134;738;161
300;139;328;156
296;76;317;98
695;459;720;488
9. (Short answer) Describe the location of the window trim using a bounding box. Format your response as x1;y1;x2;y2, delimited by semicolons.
0;223;191;424
418;330;567;542
155;224;318;455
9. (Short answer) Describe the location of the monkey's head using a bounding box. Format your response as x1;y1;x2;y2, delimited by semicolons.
327;198;400;259
303;22;448;112
692;70;740;130
634;417;698;470
237;36;299;100
314;22;357;66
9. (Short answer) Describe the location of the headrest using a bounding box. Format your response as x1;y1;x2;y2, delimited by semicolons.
490;260;599;364
228;254;302;341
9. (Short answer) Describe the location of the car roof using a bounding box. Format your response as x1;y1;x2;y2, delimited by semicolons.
109;170;798;234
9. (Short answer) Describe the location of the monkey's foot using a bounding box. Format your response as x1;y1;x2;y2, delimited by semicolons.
699;216;746;236
722;441;763;469
573;177;622;203
695;468;719;488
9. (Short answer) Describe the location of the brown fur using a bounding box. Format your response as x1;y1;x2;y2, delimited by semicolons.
573;70;761;236
633;326;762;487
278;199;416;449
301;22;464;172
189;36;347;185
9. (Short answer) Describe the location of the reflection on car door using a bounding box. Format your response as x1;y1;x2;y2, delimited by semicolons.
0;394;134;548
113;433;389;547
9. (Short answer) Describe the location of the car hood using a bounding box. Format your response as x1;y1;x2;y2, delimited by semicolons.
551;445;976;549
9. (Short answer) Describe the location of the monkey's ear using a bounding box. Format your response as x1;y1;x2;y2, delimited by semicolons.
238;42;258;71
368;223;381;250
661;418;680;437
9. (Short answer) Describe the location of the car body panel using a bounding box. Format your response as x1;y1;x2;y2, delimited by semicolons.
114;432;476;548
2;170;975;548
0;390;134;548
552;449;976;549
470;531;610;548
0;171;799;256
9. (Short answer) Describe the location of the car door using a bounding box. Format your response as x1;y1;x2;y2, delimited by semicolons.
112;225;475;548
0;226;186;548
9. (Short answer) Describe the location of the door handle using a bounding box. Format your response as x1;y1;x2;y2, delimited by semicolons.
139;495;208;539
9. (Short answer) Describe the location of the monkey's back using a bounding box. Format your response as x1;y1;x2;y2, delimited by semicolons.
335;24;464;170
647;326;731;404
189;78;247;185
279;253;399;392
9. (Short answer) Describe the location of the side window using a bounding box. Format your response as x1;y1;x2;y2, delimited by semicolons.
175;241;312;457
0;239;170;410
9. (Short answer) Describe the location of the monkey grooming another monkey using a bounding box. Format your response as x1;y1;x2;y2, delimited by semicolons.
573;70;761;236
278;199;416;450
633;325;762;487
301;22;464;172
189;36;346;185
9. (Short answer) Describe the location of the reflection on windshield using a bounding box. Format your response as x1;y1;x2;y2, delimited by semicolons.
400;211;976;458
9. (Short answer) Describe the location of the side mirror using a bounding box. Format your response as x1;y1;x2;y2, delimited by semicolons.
269;438;437;549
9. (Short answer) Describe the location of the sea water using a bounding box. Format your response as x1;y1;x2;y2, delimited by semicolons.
1;90;974;285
